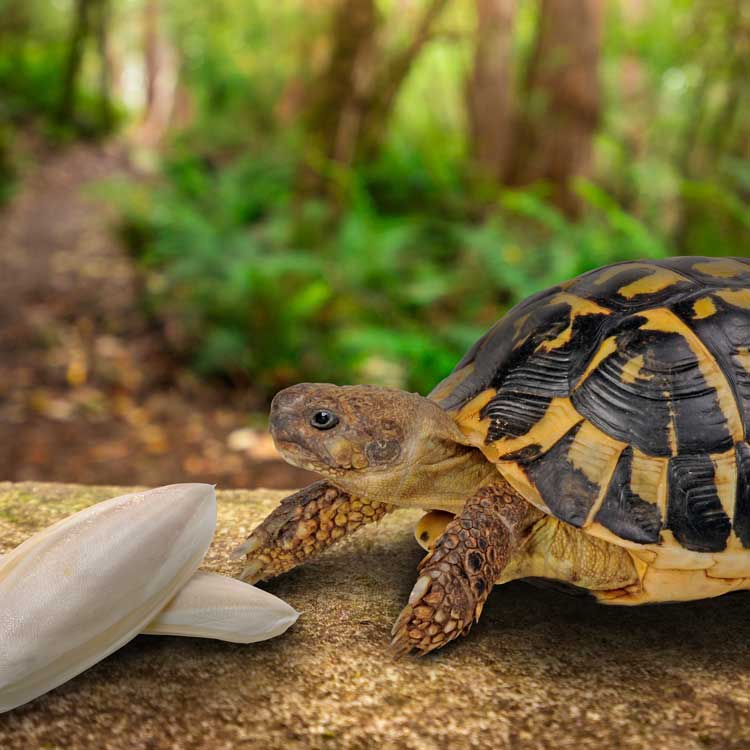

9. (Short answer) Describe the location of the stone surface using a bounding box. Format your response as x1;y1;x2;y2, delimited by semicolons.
1;482;750;749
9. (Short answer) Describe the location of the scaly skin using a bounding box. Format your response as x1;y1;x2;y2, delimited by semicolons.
240;383;640;654
234;481;395;583
390;483;543;657
415;510;456;550
245;382;585;655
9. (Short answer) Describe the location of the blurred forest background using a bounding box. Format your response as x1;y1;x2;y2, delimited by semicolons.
0;0;749;488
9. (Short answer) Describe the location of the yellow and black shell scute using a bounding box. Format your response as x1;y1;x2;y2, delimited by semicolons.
430;256;750;555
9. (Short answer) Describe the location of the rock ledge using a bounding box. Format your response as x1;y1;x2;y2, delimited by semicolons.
0;481;748;749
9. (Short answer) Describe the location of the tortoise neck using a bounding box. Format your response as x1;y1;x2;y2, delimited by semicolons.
340;442;497;513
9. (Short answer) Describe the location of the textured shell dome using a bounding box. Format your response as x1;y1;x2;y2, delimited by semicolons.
430;257;750;556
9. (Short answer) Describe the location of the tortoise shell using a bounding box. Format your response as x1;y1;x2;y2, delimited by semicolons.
430;256;750;557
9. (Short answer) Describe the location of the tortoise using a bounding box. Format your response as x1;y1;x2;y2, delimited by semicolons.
235;255;750;655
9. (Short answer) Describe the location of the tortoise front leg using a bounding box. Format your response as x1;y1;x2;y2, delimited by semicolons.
234;481;395;583
391;482;542;657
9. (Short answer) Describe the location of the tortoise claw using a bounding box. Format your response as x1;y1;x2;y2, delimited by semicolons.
389;572;473;657
229;534;262;560
234;483;325;583
388;484;536;655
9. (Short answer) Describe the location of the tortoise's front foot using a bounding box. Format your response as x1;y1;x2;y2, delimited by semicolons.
390;484;541;657
233;480;394;584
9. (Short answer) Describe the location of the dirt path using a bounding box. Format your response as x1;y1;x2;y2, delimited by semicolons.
0;141;313;490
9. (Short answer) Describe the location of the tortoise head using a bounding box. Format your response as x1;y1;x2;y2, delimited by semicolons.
269;383;474;502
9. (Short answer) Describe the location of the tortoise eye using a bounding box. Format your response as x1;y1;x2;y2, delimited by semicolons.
310;410;339;430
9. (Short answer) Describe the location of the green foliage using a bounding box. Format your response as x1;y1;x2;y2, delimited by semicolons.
116;150;671;396
0;1;122;145
0;43;67;124
600;0;750;257
3;0;749;395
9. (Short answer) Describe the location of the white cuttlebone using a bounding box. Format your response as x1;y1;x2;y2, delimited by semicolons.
143;570;299;643
0;483;217;713
0;556;298;645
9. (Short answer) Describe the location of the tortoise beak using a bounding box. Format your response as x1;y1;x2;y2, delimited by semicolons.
269;386;307;445
269;384;324;465
269;409;301;453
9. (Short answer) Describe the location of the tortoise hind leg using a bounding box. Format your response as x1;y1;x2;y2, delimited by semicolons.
516;515;641;599
234;481;395;583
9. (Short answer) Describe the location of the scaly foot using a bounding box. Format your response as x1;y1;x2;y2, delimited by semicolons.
234;480;395;583
390;484;541;656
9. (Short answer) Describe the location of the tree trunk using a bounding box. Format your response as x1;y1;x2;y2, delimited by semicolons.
298;0;379;196
298;0;449;197
358;0;450;160
140;0;179;145
58;0;92;125
143;0;159;115
466;0;517;181
92;0;114;131
507;0;603;216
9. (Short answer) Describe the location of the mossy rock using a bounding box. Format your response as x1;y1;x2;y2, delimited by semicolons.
1;481;749;749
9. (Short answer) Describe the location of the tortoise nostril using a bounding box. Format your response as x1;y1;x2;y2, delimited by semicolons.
269;410;300;444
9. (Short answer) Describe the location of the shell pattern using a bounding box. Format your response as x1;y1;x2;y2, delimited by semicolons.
431;257;750;557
